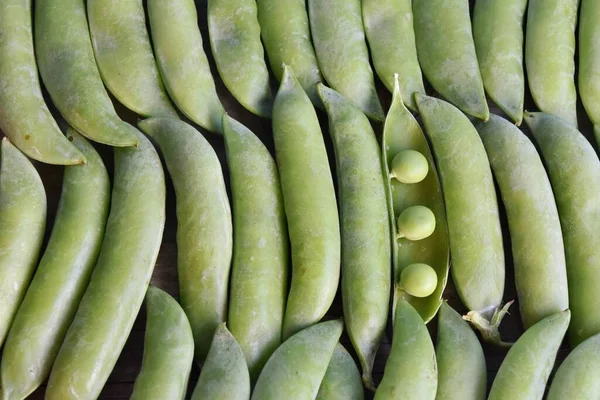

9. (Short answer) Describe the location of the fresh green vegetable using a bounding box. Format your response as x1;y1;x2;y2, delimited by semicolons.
400;264;438;298
389;150;429;184
396;205;436;241
316;344;364;400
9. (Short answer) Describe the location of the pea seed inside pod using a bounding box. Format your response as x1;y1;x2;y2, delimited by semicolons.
397;205;436;241
400;263;438;298
390;149;429;183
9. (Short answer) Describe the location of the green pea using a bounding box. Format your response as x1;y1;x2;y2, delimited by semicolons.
400;263;437;298
390;149;429;184
316;344;364;400
396;205;436;241
579;0;600;131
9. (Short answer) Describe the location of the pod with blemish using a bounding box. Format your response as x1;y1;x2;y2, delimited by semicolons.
579;0;600;134
316;344;364;400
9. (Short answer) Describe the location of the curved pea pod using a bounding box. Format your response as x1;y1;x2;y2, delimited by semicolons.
362;0;424;111
473;0;527;125
547;333;600;399
45;129;166;400
524;112;600;347
130;286;194;400
222;115;288;381
87;0;177;118
0;130;109;400
319;84;390;390
139;117;232;361
34;0;139;147
435;302;486;400
374;297;437;400
316;344;364;400
148;0;225;134
273;66;340;339
0;139;46;347
525;0;579;128
488;310;570;400
579;0;600;129
415;94;506;344
252;319;344;400
308;0;384;121
412;0;489;121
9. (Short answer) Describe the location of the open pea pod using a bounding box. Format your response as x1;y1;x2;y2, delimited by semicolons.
383;75;450;323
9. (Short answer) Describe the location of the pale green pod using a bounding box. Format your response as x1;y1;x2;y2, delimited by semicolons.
488;310;570;400
524;112;600;347
595;125;600;147
0;130;109;400
362;0;424;111
579;0;600;128
223;114;288;381
308;0;384;121
0;0;84;165
34;0;139;147
473;0;527;125
130;286;194;400
252;319;344;400
0;139;46;347
45;129;165;400
413;0;489;120
148;0;225;134
88;0;178;118
316;344;364;400
525;0;579;127
319;84;390;390
139;117;232;361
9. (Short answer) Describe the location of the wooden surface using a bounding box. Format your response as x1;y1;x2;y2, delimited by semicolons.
2;0;599;399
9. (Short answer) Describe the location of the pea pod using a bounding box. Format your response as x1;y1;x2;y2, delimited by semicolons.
34;0;139;147
222;114;288;381
139;117;232;361
412;0;489;120
273;66;340;339
579;0;600;133
319;84;390;390
316;344;364;400
473;0;527;125
0;130;109;400
131;286;194;400
488;310;570;400
45;128;165;400
524;112;600;347
87;0;178;118
525;0;579;127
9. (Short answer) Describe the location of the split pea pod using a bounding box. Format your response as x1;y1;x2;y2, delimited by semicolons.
473;0;527;125
87;0;178;118
319;84;390;390
130;286;194;400
308;0;384;121
525;0;579;127
222;114;288;381
316;344;364;400
412;0;489;121
148;0;225;134
0;130;109;400
273;66;340;339
139;117;232;361
45;128;166;400
524;112;600;347
34;0;139;147
579;0;600;133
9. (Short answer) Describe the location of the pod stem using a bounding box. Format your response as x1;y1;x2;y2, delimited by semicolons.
463;300;514;347
396;231;405;240
362;370;377;392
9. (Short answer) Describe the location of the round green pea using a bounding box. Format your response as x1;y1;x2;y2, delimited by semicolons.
397;205;436;241
390;149;429;183
400;263;438;298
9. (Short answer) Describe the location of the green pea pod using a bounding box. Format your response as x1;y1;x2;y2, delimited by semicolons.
0;130;109;400
252;319;344;400
45;129;165;400
256;0;322;106
34;0;139;147
191;323;250;400
579;0;600;130
308;0;384;121
319;84;390;390
435;302;486;400
547;333;600;399
273;66;340;339
138;117;232;361
412;0;489;121
130;286;194;400
0;0;84;165
316;344;364;400
87;0;177;118
415;94;506;344
473;0;527;125
525;0;579;128
148;0;225;134
0;139;46;347
595;125;600;147
524;112;600;347
375;297;437;400
222;114;288;381
362;0;424;111
488;310;570;400
383;75;449;323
